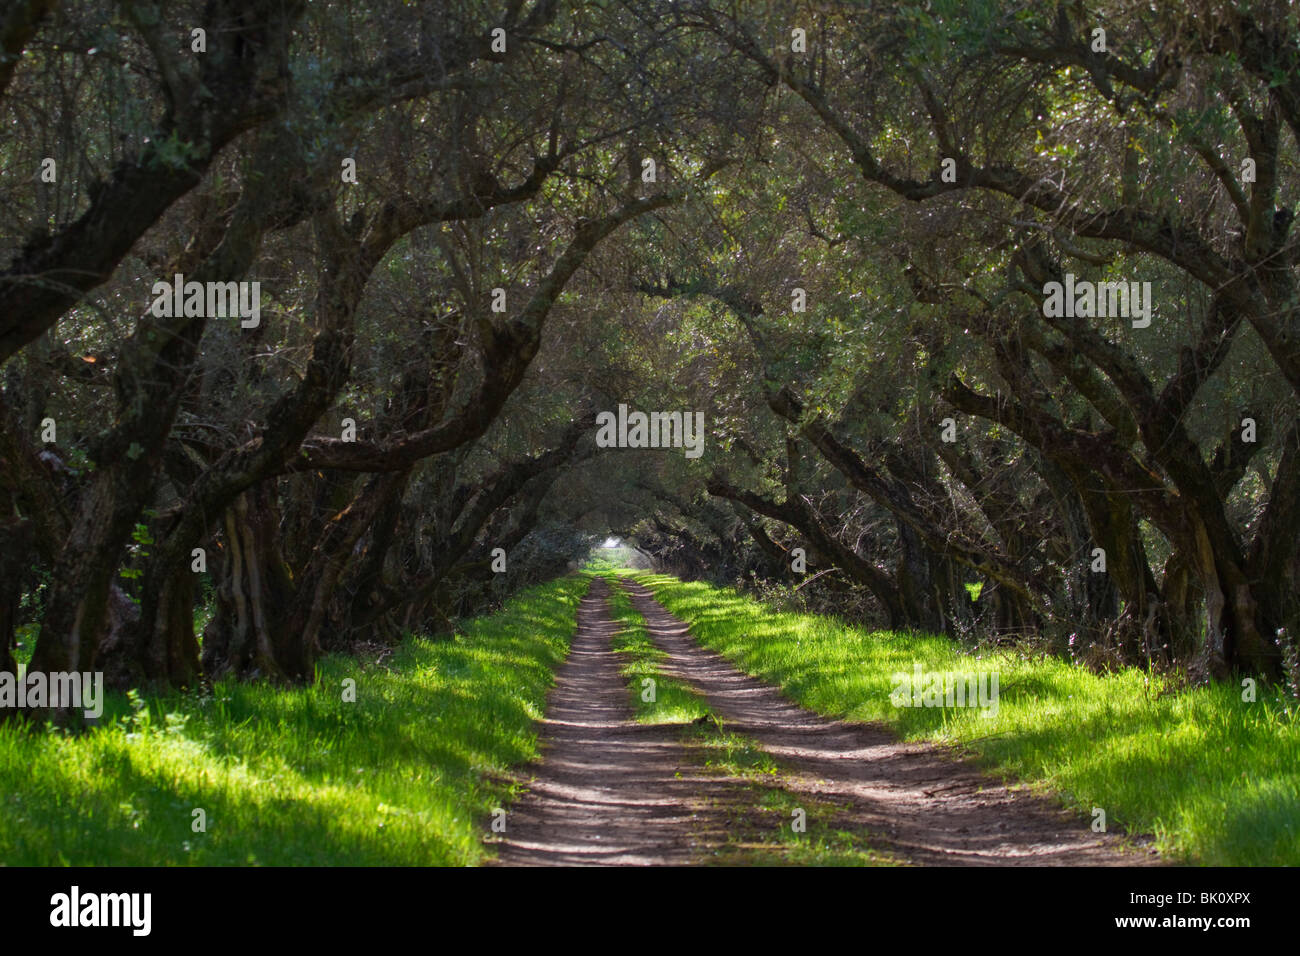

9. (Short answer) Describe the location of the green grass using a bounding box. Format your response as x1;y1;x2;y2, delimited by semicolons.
0;575;586;866
633;572;1300;866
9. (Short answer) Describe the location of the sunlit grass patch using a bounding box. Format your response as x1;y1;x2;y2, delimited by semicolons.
0;576;586;866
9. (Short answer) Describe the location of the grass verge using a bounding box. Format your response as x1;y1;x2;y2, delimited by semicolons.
634;572;1300;866
0;575;585;866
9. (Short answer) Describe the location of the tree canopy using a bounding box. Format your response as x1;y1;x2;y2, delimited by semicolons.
4;0;1299;702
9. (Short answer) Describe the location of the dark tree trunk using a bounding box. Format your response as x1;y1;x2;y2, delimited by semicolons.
201;484;301;680
110;565;201;690
896;521;943;632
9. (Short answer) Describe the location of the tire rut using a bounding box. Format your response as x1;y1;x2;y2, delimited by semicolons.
489;578;755;865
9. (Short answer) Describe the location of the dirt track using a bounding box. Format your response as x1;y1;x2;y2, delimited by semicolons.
491;577;1159;866
489;578;740;864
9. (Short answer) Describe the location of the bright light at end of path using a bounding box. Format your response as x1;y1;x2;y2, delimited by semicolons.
600;537;622;549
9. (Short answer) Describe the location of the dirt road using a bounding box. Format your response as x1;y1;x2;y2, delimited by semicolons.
491;577;1159;866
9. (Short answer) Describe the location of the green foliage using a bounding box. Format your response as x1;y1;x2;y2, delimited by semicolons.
117;522;155;603
146;130;204;171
